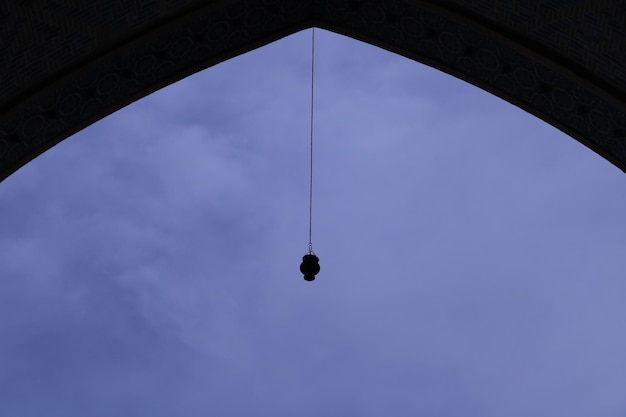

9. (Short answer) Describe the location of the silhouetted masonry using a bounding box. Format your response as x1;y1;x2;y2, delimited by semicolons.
1;0;626;181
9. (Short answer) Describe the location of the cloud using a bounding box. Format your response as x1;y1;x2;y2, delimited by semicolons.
0;29;625;417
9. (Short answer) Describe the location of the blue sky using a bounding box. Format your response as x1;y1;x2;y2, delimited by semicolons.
1;28;626;416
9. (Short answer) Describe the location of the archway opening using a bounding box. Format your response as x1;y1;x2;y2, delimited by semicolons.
1;30;625;416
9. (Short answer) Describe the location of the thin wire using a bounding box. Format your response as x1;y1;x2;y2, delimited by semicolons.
308;27;315;254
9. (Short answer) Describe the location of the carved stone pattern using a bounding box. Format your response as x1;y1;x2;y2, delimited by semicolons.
1;0;626;181
0;0;200;108
452;0;626;94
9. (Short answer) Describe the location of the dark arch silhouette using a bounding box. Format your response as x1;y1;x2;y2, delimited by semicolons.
1;0;625;182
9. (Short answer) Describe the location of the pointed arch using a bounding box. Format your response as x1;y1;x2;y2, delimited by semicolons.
1;0;625;181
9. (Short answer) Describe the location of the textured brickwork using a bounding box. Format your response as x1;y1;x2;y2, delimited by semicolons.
0;1;202;107
450;0;626;94
0;0;625;180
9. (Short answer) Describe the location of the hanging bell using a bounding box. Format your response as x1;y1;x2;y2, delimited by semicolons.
300;254;320;281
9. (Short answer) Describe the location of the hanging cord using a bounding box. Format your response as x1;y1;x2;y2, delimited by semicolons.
308;27;316;255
